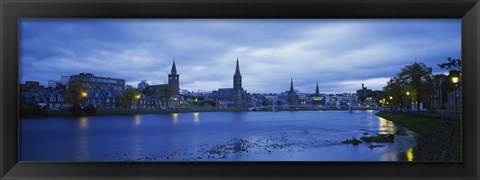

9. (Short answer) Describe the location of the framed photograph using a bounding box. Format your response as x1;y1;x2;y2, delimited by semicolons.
1;0;479;179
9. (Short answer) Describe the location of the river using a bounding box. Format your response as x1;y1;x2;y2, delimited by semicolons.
19;110;416;161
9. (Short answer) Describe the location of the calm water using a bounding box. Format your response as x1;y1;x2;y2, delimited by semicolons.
19;110;416;161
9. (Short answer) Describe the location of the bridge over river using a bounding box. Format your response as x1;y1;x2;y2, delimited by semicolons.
249;104;382;111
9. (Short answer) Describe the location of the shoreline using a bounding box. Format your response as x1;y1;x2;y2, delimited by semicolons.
375;111;461;161
392;127;418;161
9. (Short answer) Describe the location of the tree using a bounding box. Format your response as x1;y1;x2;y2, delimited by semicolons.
398;62;433;111
122;85;140;109
150;86;174;108
261;100;269;106
439;57;462;86
163;86;175;99
383;77;406;111
83;104;97;116
69;104;83;116
438;58;462;110
277;100;283;106
19;101;48;118
64;81;87;106
54;82;67;91
137;80;150;94
438;57;461;74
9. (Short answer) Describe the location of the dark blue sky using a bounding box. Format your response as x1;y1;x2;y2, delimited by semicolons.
20;19;461;94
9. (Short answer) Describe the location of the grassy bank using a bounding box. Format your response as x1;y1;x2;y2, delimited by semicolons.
375;111;461;161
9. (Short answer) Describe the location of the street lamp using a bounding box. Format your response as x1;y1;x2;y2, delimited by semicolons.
452;76;459;117
134;94;141;109
388;96;394;111
452;77;459;84
406;91;411;111
80;92;87;107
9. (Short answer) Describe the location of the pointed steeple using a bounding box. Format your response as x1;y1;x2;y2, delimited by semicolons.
171;58;177;74
315;81;320;95
235;57;241;75
290;78;294;93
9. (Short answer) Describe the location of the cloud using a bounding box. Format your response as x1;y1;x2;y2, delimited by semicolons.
20;19;461;94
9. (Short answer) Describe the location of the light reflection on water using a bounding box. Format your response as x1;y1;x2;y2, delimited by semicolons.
193;112;200;123
134;114;142;126
406;147;414;161
77;117;89;160
380;151;398;161
377;117;396;134
133;115;143;160
172;113;179;124
80;117;88;129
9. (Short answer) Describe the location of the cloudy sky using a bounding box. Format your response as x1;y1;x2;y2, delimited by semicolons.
20;19;460;94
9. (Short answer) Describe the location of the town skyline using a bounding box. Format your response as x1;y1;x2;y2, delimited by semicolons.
20;19;461;93
21;61;384;95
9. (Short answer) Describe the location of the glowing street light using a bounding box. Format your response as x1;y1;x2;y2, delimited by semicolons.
452;76;459;84
406;91;410;96
135;94;141;100
452;76;459;117
81;92;87;97
389;96;393;100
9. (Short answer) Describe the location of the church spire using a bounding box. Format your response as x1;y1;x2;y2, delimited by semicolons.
315;81;320;95
171;58;177;74
290;78;294;93
235;57;241;75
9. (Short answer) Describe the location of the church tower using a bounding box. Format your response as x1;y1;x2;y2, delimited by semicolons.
168;59;180;96
315;81;320;96
233;58;244;107
288;78;298;105
289;78;294;94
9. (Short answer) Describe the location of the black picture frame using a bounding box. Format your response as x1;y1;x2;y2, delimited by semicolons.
1;0;479;179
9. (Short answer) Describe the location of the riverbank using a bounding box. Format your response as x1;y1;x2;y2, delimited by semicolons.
375;111;461;161
256;108;380;112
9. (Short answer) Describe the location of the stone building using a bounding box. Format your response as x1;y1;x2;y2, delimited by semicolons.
69;73;125;91
233;58;246;107
288;78;299;105
168;60;180;96
356;83;372;106
210;58;247;108
311;81;324;105
145;60;180;108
